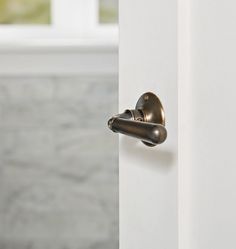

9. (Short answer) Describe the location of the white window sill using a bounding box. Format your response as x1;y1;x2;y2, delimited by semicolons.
0;38;118;76
0;38;118;53
0;25;118;53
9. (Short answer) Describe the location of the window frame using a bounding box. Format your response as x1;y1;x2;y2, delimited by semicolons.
0;0;118;46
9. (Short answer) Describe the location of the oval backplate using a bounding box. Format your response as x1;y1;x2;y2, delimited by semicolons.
135;92;165;146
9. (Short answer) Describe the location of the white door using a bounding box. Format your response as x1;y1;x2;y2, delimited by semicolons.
119;0;236;249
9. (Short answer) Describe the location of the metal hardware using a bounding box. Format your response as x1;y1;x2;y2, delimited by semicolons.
108;92;167;146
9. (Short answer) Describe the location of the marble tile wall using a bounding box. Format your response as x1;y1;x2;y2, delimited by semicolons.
0;76;118;249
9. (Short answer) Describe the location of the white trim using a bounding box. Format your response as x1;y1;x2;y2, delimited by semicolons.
0;26;118;40
0;46;118;76
0;40;118;53
52;0;97;30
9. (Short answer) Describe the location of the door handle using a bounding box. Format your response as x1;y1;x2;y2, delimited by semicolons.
108;92;167;146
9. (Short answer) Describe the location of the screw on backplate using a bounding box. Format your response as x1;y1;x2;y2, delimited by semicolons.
144;95;149;101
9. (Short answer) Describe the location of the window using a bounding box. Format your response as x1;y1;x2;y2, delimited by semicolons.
0;0;118;43
99;0;118;24
0;0;51;24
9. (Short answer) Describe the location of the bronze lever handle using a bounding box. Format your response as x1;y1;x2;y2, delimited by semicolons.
108;117;167;146
107;92;167;147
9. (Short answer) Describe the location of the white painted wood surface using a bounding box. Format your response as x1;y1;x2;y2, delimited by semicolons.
119;1;178;249
120;0;236;248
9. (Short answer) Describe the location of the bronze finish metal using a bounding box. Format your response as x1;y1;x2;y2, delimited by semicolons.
108;92;167;146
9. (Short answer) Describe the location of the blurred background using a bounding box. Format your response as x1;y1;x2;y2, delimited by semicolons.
0;0;118;24
0;1;118;249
